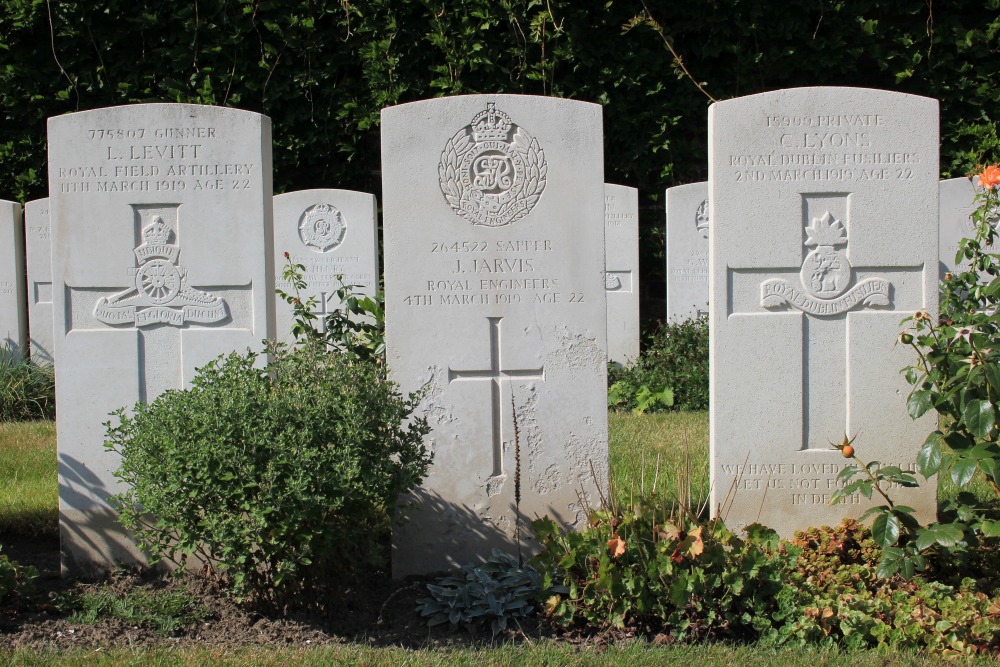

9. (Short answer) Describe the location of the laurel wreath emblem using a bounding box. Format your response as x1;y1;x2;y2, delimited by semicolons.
438;106;547;227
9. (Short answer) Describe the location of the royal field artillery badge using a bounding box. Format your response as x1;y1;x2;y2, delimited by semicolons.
94;215;228;327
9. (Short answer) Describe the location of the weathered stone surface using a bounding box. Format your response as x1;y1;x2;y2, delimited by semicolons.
939;177;996;279
709;88;938;535
382;95;609;576
48;104;274;573
272;189;379;343
665;181;709;322
24;198;53;363
605;183;639;366
0;200;26;360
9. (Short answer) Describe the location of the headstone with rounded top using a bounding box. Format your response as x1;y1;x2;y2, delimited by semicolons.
0;200;26;361
48;104;274;574
24;198;54;364
665;181;709;322
382;95;609;576
939;177;997;280
709;88;938;536
604;183;639;366
272;189;380;343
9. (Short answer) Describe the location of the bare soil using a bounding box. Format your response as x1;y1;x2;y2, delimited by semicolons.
0;536;540;651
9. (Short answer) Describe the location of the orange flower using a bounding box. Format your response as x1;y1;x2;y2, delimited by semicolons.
980;164;1000;190
607;534;626;558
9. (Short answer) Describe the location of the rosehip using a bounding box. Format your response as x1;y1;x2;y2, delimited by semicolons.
842;445;854;458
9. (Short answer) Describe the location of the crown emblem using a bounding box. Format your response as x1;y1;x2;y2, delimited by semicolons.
298;203;346;252
142;216;173;245
471;103;513;142
439;102;546;227
804;211;846;248
695;199;709;239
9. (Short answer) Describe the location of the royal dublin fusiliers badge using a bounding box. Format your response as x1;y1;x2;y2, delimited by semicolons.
298;203;346;252
439;102;547;227
760;210;890;317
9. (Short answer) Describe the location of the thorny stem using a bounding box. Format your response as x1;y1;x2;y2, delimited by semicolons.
639;1;717;103
851;454;895;509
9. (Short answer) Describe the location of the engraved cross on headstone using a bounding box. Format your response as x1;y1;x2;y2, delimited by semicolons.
81;205;242;403
448;316;545;477
310;291;337;334
728;195;923;451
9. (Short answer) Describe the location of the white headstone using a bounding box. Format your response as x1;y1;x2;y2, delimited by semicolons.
665;181;709;322
0;200;26;360
272;189;380;343
939;177;995;279
48;104;274;573
382;95;609;576
605;184;639;366
24;198;54;364
709;88;938;536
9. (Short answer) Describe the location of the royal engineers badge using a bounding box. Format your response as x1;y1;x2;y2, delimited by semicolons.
439;102;547;227
298;203;346;252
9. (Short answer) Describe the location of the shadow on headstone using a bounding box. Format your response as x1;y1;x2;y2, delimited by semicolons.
57;451;157;578
393;486;594;578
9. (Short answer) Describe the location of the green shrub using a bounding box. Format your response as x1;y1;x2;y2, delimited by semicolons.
0;546;38;607
417;549;542;636
762;520;1000;656
532;493;790;641
608;315;708;413
105;341;432;611
830;172;1000;581
0;352;55;422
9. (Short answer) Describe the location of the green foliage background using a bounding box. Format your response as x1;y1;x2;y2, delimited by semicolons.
2;0;999;306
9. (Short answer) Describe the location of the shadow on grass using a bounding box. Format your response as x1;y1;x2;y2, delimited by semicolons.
0;508;58;539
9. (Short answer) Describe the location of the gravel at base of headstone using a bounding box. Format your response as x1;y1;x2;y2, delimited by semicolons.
382;94;609;577
24;198;53;364
665;181;709;323
0;200;26;361
48;104;274;574
605;183;639;366
272;189;379;344
709;87;938;536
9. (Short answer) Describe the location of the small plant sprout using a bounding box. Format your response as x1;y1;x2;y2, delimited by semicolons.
829;433;924;577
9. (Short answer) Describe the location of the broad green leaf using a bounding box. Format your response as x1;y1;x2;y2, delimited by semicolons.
932;523;966;548
963;399;995;438
876;547;903;578
907;390;934;420
872;512;901;548
951;458;977;487
984;364;1000;394
980;520;1000;537
917;432;943;478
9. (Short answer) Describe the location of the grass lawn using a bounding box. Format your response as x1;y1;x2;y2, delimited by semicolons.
609;410;709;507
0;420;57;537
0;411;994;537
2;643;998;666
